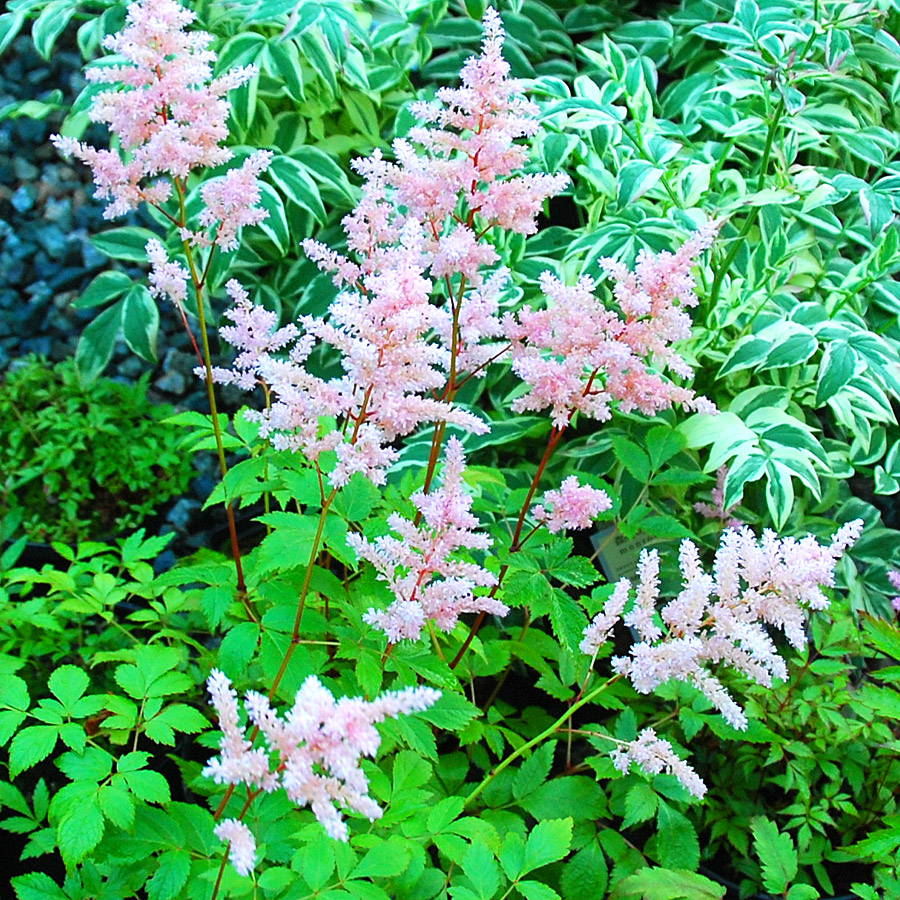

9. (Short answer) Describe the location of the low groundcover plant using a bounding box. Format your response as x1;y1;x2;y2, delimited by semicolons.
1;1;893;899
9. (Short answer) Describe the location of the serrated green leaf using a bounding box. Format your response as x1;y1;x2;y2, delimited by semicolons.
11;872;67;900
610;868;725;900
548;589;588;654
751;817;797;895
462;841;500;899
513;741;554;800
56;747;113;782
99;783;135;831
517;882;561;900
522;818;573;874
352;837;412;879
656;803;699;871
428;796;465;834
123;769;171;804
561;841;608;900
623;781;658;828
9;727;58;778
48;666;90;711
58;798;104;866
302;836;336;890
146;849;191;900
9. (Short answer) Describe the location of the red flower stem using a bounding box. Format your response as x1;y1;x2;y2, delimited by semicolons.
171;176;250;604
449;424;567;670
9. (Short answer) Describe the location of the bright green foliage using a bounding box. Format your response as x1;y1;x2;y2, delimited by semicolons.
0;357;192;544
2;0;900;897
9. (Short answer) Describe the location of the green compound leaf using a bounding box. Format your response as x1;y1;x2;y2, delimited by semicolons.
11;871;67;900
9;726;58;778
522;817;573;874
751;817;797;895
47;666;90;711
146;849;191;900
610;868;726;900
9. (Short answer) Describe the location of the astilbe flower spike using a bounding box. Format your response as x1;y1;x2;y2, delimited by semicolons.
532;476;612;533
506;223;719;430
610;728;707;799
51;0;272;282
51;0;258;219
581;519;863;794
693;465;743;529
204;670;440;868
213;10;565;487
348;437;507;642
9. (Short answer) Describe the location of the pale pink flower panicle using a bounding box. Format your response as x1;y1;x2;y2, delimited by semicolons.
202;280;300;390
213;819;257;877
203;670;440;864
51;0;258;220
505;223;719;429
581;521;864;733
532;476;612;533
350;437;507;642
610;728;707;799
146;238;189;308
693;465;743;529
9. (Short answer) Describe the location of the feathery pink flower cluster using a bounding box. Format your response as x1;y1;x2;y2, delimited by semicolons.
204;669;440;864
533;476;612;533
146;238;189;308
216;223;486;487
51;0;257;219
349;437;506;642
582;521;863;733
214;11;563;486
204;281;300;390
889;570;900;612
52;0;272;304
303;8;567;290
505;224;719;429
213;819;256;877
693;465;743;530
610;728;707;799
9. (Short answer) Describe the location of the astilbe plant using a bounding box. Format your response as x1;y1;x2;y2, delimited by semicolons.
23;2;875;894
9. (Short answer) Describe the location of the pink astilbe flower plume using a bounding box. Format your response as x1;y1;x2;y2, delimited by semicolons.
211;10;569;485
51;0;270;256
581;521;862;797
694;465;743;530
349;437;507;642
532;476;612;533
506;223;719;429
610;728;707;799
582;520;864;733
213;819;257;877
204;670;440;862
